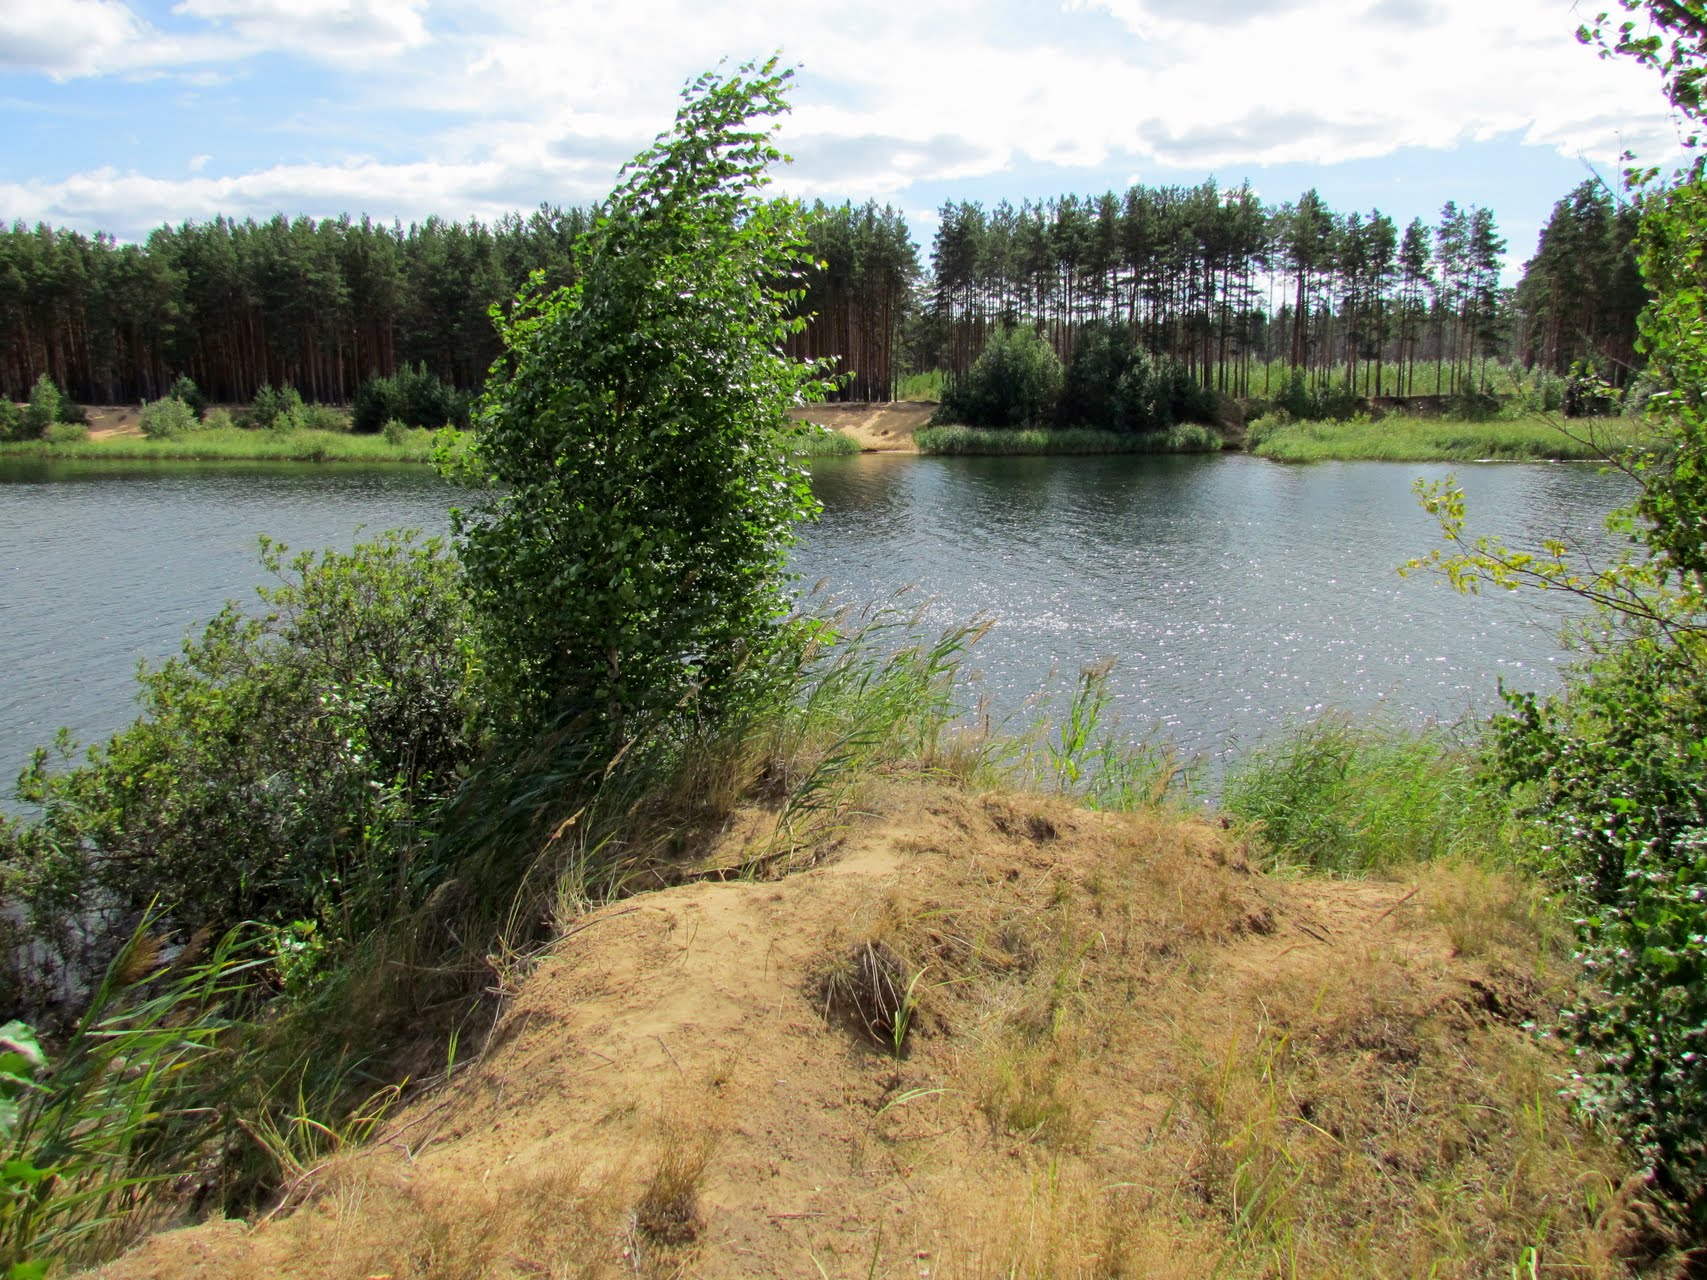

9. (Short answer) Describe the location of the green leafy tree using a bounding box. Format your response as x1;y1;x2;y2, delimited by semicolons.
459;58;833;746
1414;2;1707;1216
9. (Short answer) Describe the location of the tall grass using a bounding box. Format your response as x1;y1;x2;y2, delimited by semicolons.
2;919;262;1273
1221;716;1518;874
916;423;1222;456
787;425;860;457
896;370;945;401
1247;412;1648;463
0;426;448;463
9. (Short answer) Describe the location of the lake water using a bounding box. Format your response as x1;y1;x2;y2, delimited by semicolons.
0;453;1634;790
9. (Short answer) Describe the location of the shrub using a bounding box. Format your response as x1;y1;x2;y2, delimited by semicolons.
298;402;347;432
1563;365;1621;418
5;532;473;980
167;375;206;419
0;399;25;441
248;383;305;430
940;325;1062;429
1244;410;1292;449
23;375;63;438
382;417;409;446
43;421;88;444
137;396;199;439
1274;369;1362;422
56;397;87;426
352;364;465;434
203;407;236;431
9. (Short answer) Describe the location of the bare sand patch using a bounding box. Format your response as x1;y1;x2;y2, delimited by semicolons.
789;401;936;453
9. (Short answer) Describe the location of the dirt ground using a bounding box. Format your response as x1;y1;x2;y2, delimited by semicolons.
90;781;1656;1280
789;401;936;452
73;402;930;450
80;407;142;439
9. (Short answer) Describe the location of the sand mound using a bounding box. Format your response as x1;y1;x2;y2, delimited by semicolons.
92;784;1651;1278
789;402;936;452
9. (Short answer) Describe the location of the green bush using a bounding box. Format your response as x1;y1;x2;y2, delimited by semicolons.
5;533;473;984
203;406;236;431
168;375;207;419
382;417;409;446
0;399;27;441
137;396;199;439
248;383;304;430
297;402;347;433
1275;369;1363;422
939;325;1062;429
1489;634;1707;1193
43;421;88;444
352;364;466;434
22;375;63;438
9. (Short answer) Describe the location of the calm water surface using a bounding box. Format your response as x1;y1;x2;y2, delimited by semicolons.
0;453;1634;787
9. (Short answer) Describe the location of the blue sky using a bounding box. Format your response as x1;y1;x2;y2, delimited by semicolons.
0;0;1685;275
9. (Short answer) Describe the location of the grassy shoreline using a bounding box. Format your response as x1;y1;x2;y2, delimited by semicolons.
915;422;1223;455
1248;412;1651;462
0;425;447;464
0;412;1652;467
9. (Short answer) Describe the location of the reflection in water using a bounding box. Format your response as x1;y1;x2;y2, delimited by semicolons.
0;453;1634;787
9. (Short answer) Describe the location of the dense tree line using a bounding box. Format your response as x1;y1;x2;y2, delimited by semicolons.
1511;179;1646;379
925;184;1528;398
0;209;589;404
0;178;1646;409
787;201;919;401
0;198;919;407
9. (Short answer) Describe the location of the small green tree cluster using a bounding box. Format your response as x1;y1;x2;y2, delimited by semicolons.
941;322;1218;434
938;326;1062;429
351;362;469;434
168;375;207;419
1062;325;1218;432
245;384;344;432
0;375;86;440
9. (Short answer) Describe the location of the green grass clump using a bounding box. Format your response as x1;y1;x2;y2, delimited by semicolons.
1222;717;1518;874
0;425;450;463
1248;413;1648;463
916;423;1221;456
895;370;944;401
788;426;860;457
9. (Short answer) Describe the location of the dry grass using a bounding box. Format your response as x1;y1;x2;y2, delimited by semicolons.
92;785;1671;1280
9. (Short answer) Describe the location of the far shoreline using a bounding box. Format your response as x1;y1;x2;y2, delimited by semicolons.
0;402;1649;467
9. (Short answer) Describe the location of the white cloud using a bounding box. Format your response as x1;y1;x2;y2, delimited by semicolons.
187;153;210;172
0;0;1685;240
0;0;162;77
171;0;429;60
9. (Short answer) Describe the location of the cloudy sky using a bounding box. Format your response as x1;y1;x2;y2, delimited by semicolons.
0;0;1685;270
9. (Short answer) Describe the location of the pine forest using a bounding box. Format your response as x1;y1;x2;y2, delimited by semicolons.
0;178;1642;408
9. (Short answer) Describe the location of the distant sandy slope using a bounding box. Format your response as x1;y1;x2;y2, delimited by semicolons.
91;780;1643;1279
788;401;936;452
69;402;931;449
